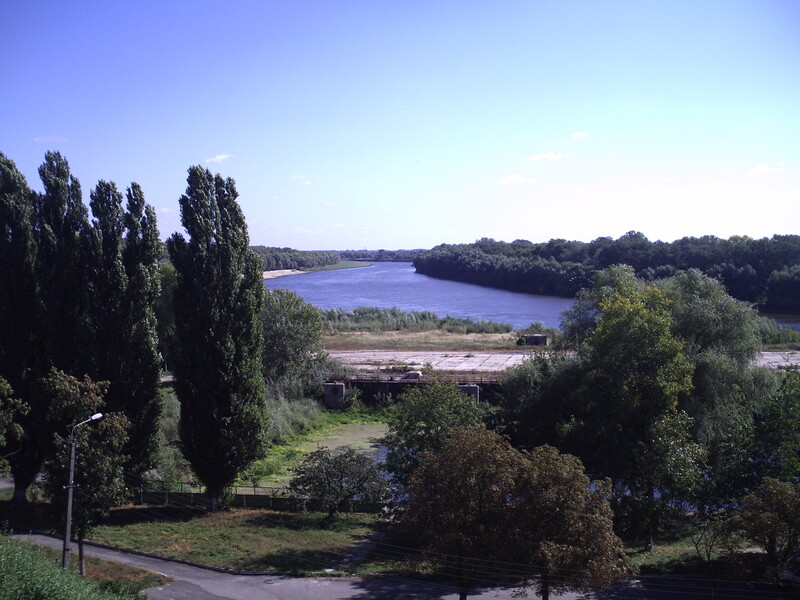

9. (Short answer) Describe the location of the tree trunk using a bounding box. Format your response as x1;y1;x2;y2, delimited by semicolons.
78;537;86;576
208;487;219;511
541;570;550;600
12;484;28;504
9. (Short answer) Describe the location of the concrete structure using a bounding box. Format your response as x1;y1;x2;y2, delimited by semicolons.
323;382;347;408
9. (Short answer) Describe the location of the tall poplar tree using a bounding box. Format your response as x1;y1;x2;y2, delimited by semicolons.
167;166;266;509
0;153;38;413
2;152;162;501
5;152;93;502
88;181;162;481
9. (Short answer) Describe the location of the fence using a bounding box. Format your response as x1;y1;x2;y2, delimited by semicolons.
136;483;381;513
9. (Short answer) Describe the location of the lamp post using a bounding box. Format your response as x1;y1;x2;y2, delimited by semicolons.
62;412;103;570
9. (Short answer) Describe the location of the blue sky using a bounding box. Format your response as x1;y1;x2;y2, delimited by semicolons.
3;1;798;250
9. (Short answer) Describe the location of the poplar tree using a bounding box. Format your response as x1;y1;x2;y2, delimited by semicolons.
167;166;266;509
88;181;162;481
5;152;92;502
0;153;38;422
2;152;162;501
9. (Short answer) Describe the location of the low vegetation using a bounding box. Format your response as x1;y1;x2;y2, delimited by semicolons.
322;306;513;334
324;330;520;351
90;509;377;574
0;535;159;600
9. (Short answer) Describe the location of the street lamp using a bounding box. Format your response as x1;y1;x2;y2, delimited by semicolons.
62;412;103;570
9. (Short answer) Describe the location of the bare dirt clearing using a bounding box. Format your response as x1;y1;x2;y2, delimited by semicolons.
329;350;534;372
330;350;800;373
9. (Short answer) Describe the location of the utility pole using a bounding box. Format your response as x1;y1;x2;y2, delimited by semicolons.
62;413;102;570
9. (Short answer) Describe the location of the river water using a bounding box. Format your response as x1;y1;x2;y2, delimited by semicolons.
265;261;800;332
264;262;573;330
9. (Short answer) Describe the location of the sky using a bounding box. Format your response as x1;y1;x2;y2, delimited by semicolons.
2;1;799;251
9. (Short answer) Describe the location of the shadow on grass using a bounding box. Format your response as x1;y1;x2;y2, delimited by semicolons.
237;547;345;574
102;505;206;526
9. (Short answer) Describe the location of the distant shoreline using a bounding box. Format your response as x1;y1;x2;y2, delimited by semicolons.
262;269;305;280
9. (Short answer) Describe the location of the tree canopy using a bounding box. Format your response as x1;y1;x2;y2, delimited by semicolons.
414;232;800;311
39;369;129;575
262;288;324;381
404;428;632;600
1;152;162;502
384;381;485;484
288;446;388;519
167;166;267;509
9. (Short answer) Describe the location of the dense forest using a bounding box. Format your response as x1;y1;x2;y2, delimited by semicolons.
338;248;424;262
250;246;340;270
413;232;800;312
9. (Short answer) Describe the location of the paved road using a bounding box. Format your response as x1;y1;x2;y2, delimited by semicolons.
15;534;584;600
15;534;796;600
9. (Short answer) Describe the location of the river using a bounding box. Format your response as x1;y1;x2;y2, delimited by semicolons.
264;262;573;330
265;261;800;332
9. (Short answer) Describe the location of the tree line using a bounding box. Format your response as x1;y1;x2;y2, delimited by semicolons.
413;232;800;311
338;248;424;262
251;246;340;271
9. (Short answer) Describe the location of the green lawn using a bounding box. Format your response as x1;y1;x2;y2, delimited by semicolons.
90;508;378;574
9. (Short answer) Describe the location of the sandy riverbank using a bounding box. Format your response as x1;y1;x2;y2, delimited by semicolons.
262;269;305;280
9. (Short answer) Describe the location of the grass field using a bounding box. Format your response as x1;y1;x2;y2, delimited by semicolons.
324;330;520;351
90;509;377;574
245;421;388;487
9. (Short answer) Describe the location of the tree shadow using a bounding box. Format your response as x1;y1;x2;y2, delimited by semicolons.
345;574;473;599
103;505;206;526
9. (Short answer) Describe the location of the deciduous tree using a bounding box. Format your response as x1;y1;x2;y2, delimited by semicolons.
39;369;129;576
0;378;28;471
725;477;800;580
167;166;266;509
7;152;92;503
404;428;632;600
87;180;162;481
261;288;324;381
384;381;485;484
288;447;388;519
404;427;523;600
512;445;634;600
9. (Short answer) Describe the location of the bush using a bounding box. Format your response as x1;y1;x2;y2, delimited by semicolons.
758;316;800;346
0;536;135;600
321;306;511;334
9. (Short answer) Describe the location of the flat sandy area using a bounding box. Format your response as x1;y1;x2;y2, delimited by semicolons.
330;350;800;373
262;269;305;280
330;350;533;372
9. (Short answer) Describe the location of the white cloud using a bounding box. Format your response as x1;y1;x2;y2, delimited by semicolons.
571;132;589;139
749;163;785;177
499;173;538;185
158;207;175;213
301;181;312;186
524;151;570;162
205;154;233;164
33;136;67;143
